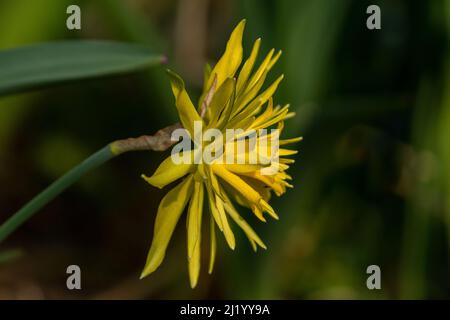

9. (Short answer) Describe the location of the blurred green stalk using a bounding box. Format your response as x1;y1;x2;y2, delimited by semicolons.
0;124;178;244
0;145;114;243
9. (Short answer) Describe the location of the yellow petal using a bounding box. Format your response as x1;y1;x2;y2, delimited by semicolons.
279;148;298;156
223;200;267;251
141;152;194;189
280;136;303;146
227;186;251;208
208;214;216;274
267;49;282;71
206;77;236;128
245;48;275;91
212;164;261;205
252;104;290;130
260;199;279;220
280;158;295;164
224;115;255;132
224;163;262;173
232;50;283;118
249;238;258;251
187;181;203;288
220;179;268;222
216;194;236;250
140;175;194;279
187;181;204;258
233;63;270;116
250;98;274;127
235;74;285;123
241;171;285;196
205;168;235;248
240;176;272;202
212;165;275;221
236;38;261;94
208;166;226;201
215;84;237;130
188;226;201;288
205;19;245;90
167;69;202;136
206;183;224;231
251;204;267;222
285;112;296;120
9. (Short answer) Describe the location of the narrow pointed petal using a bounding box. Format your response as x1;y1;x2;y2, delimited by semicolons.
251;204;267;222
233;67;270;116
208;214;217;274
206;19;245;90
141;176;194;279
260;199;279;220
212;164;261;205
216;194;236;249
237;74;285;122
280;158;296;164
246;48;275;90
236;38;261;94
207;77;236;128
187;181;204;258
215;82;237;130
224;163;262;174
206;184;224;231
223;200;267;250
141;152;194;189
267;50;282;70
240;171;285;196
279;148;298;156
188;229;201;288
187;181;204;288
167;69;202;136
280;136;303;146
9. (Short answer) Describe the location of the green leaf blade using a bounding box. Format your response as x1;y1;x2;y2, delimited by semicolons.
0;40;166;96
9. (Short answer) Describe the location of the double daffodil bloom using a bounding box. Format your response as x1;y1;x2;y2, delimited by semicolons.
140;19;301;288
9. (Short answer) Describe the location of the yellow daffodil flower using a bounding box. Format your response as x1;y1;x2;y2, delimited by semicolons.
140;19;301;288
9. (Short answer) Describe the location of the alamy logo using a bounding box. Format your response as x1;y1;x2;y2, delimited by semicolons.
366;5;381;30
66;265;81;290
66;5;81;30
366;265;381;290
170;121;281;175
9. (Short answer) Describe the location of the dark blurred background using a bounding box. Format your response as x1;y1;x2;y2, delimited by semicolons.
1;0;449;299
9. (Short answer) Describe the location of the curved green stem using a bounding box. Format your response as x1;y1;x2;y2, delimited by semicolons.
0;122;180;245
0;145;114;243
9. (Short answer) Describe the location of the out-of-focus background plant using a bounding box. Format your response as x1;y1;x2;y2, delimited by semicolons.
0;0;449;299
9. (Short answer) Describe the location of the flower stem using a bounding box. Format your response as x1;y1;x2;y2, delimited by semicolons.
0;145;114;244
0;123;180;245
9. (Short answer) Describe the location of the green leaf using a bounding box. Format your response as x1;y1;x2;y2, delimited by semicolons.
0;40;166;96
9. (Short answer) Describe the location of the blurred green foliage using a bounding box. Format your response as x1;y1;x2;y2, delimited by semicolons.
0;0;449;299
